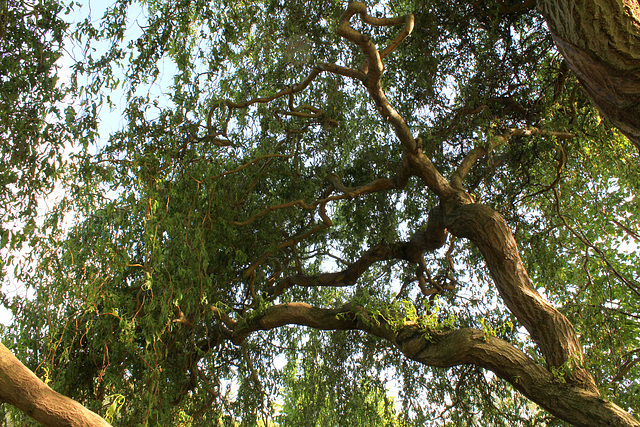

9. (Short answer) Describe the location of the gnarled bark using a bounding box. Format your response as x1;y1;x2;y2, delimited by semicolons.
443;202;597;391
540;0;640;151
0;343;110;427
232;302;639;427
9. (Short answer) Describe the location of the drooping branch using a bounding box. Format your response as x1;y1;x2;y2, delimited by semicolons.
230;302;640;427
553;187;640;297
324;173;402;198
210;62;366;132
210;154;293;183
244;200;334;279
231;198;319;227
450;127;576;189
223;68;323;110
264;244;402;298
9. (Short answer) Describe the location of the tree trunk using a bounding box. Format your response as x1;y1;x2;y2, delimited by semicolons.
539;0;640;151
443;203;597;390
0;343;111;427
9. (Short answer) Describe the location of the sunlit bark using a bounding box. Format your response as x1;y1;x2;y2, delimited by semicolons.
232;302;639;427
0;344;111;427
540;0;640;150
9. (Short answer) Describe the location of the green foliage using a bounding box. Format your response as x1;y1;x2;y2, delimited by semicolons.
0;0;72;263
277;331;402;427
2;0;639;425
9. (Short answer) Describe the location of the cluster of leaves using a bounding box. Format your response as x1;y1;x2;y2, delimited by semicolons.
1;0;639;425
0;0;71;265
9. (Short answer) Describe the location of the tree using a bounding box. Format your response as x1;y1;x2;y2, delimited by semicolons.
0;0;70;257
1;0;639;426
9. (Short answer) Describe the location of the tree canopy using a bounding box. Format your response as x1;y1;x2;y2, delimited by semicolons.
1;0;639;426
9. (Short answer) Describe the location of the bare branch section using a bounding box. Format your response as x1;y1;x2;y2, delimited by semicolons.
444;203;598;391
0;344;111;427
450;127;576;189
230;303;640;427
336;2;455;199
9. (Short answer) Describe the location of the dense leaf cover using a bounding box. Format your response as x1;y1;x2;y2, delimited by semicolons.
1;0;639;425
0;0;71;264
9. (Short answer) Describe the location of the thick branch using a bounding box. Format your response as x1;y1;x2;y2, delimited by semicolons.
338;2;385;82
232;303;639;427
265;205;448;297
443;202;597;391
0;343;111;427
324;173;401;199
264;244;401;298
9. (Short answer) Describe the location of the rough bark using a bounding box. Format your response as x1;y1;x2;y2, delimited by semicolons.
0;343;111;427
539;0;640;151
443;202;597;391
232;302;640;427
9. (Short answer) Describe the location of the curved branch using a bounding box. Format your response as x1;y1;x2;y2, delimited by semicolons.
317;62;367;82
231;198;318;227
231;303;639;427
337;2;414;77
337;3;454;198
233;170;408;228
450;127;576;189
265;244;401;298
444;202;597;391
223;68;323;110
324;173;400;198
216;61;366;118
0;344;111;427
235;169;414;280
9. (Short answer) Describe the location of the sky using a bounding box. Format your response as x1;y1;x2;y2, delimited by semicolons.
1;0;147;326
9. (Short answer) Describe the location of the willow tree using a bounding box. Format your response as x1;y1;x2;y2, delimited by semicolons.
2;0;640;426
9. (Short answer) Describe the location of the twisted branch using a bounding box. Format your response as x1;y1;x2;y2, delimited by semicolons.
264;205;448;298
